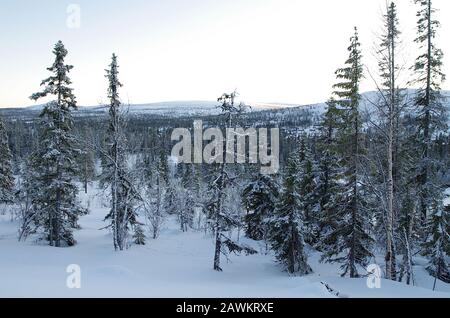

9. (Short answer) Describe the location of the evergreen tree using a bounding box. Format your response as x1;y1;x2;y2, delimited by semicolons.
133;224;146;245
242;174;279;241
164;178;178;215
180;187;195;232
316;98;341;239
178;164;197;232
0;117;14;206
102;54;143;250
411;0;447;221
146;149;167;239
422;196;450;284
296;138;319;245
207;91;256;271
268;156;312;276
320;29;374;278
25;41;86;247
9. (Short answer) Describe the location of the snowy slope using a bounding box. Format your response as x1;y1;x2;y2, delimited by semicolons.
0;183;449;298
0;101;298;119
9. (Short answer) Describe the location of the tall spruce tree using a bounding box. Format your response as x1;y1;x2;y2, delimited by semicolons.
25;41;86;247
102;54;143;250
320;28;374;278
0;117;14;206
268;155;313;276
411;0;447;221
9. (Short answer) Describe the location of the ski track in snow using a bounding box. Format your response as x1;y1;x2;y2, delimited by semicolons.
0;183;449;298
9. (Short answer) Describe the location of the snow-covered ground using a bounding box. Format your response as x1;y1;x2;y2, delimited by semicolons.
0;183;449;298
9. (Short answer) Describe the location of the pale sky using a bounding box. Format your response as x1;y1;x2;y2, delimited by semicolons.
0;0;449;108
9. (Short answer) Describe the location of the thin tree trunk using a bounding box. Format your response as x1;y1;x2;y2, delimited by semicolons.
350;110;359;279
385;11;396;280
84;155;88;194
213;164;225;271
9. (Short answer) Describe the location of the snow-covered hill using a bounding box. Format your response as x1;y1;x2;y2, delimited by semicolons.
1;90;449;120
0;183;449;298
0;100;299;119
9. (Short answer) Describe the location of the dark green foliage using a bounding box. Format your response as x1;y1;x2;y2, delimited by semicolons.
268;156;313;276
24;41;86;247
242;174;279;241
0;117;14;204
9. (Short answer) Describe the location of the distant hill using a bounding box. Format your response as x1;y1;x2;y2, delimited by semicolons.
1;90;449;121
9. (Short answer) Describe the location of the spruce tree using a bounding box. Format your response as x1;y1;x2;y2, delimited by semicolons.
133;224;146;245
179;164;196;232
320;28;374;278
268;156;312;276
296;138;319;246
316;98;341;239
242;174;279;241
0;117;14;206
26;41;86;247
411;0;447;221
102;54;143;250
146;149;167;239
206;91;256;271
422;197;450;284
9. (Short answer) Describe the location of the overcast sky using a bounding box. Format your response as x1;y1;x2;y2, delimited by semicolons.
0;0;449;108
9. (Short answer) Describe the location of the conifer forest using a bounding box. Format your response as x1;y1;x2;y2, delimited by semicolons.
0;0;449;299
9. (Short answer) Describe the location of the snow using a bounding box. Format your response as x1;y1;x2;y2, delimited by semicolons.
17;101;299;118
444;188;450;206
0;183;449;298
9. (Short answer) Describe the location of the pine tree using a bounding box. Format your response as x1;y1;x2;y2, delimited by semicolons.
242;174;279;241
180;187;195;232
133;224;146;245
320;28;374;278
411;0;447;221
268;156;312;276
25;41;86;247
0;117;14;206
146;149;167;239
422;196;450;284
179;164;196;232
164;178;178;215
316;98;341;239
102;54;143;250
296;138;319;246
207;91;257;271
